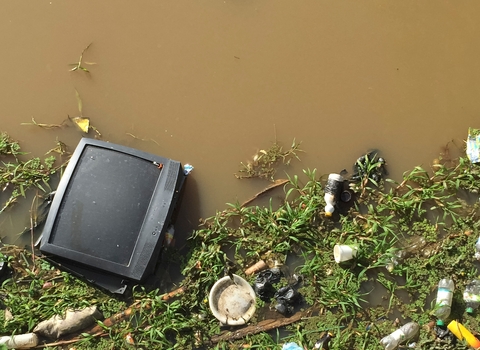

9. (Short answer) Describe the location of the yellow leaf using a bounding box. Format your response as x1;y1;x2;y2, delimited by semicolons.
71;116;90;133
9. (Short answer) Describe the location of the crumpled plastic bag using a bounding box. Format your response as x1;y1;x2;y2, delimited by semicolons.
467;128;480;163
274;285;302;316
33;305;103;339
282;342;303;350
253;268;282;301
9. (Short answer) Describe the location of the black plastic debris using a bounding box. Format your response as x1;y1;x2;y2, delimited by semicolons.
435;324;456;341
350;151;387;183
253;268;282;301
274;285;301;316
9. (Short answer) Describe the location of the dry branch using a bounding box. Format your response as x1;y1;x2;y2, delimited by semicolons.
210;308;311;344
241;179;289;207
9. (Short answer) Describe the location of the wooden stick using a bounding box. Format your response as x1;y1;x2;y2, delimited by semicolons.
241;179;289;208
82;286;185;334
210;308;311;344
36;332;106;348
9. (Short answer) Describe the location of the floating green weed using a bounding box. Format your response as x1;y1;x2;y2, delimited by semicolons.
235;139;302;181
0;134;66;213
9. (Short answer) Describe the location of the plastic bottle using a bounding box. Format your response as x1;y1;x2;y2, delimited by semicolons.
434;278;455;325
475;236;480;260
324;173;344;217
379;322;419;350
447;320;480;349
314;332;334;349
0;333;38;349
464;279;480;314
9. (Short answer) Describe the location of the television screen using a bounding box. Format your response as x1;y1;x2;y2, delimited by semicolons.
40;138;186;293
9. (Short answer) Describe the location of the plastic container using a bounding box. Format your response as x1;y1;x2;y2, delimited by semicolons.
464;279;480;314
324;173;344;217
379;322;419;350
447;320;480;349
209;274;256;326
475;236;480;260
434;278;455;325
0;333;38;349
333;244;358;263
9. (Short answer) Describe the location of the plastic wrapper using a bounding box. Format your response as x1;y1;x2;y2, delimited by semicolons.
33;306;103;339
467;128;480;163
253;268;282;301
274;285;301;316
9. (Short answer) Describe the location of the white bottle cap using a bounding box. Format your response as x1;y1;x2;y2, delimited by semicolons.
325;204;335;216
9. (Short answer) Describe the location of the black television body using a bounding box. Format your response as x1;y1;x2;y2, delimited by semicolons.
40;138;186;294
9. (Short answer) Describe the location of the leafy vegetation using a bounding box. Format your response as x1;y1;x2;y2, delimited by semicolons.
1;135;480;349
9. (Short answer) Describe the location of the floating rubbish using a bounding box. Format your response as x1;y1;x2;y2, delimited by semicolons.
314;332;334;349
164;225;175;247
245;260;268;276
253;268;282;301
209;274;256;326
274;285;301;316
333;244;358;263
0;333;38;349
33;306;103;339
466;127;480;163
324;173;344;217
447;320;480;349
125;332;135;346
434;278;455;326
282;342;303;350
0;257;7;278
340;190;352;203
464;279;480;315
351;151;387;183
379;322;419;350
474;236;480;260
183;163;194;175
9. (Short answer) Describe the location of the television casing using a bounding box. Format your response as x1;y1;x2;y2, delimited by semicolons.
40;138;186;293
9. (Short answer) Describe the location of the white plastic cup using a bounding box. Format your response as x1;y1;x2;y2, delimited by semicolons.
334;244;358;263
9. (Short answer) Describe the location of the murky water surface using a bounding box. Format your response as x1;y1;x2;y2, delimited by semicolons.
1;1;480;249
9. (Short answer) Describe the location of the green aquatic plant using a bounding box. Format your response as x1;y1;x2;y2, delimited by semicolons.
69;42;95;73
0;134;69;213
235;138;302;181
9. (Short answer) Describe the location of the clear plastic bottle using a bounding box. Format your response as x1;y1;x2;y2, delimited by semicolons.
379;322;419;350
434;278;455;325
464;279;480;314
0;333;38;349
475;236;480;260
324;173;344;217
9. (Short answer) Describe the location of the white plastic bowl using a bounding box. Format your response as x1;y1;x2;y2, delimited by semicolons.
209;274;256;326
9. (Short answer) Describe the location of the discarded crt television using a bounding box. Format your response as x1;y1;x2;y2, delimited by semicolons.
40;138;187;294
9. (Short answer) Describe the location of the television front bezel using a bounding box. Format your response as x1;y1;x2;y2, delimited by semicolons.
40;137;185;282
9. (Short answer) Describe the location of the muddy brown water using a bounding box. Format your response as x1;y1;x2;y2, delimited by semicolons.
1;1;480;283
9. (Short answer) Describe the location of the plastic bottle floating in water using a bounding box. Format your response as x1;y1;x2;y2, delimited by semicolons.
434;278;455;326
379;322;419;350
324;173;344;217
447;320;480;349
464;279;480;315
475;236;480;260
